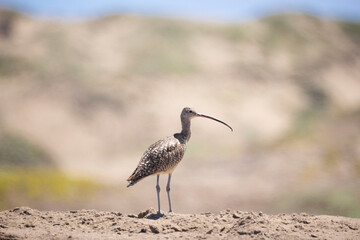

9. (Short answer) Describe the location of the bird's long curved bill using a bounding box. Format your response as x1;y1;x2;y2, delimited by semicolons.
197;114;233;131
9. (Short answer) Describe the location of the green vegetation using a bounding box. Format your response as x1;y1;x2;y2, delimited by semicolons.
0;132;99;210
272;189;360;218
143;19;192;40
31;27;91;83
127;19;195;76
0;168;99;210
274;79;328;145
272;107;322;147
341;21;360;43
0;132;54;167
260;15;309;56
292;108;322;137
222;25;246;42
128;43;194;76
0;53;29;77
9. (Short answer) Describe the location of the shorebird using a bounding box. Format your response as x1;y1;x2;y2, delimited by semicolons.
127;107;232;214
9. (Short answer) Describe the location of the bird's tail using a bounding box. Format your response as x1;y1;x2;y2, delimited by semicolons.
126;180;138;187
126;174;140;187
127;170;148;187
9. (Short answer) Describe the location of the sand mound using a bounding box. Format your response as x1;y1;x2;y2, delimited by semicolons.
0;207;359;239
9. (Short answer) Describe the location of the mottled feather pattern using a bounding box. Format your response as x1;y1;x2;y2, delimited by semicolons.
127;135;186;185
127;107;232;214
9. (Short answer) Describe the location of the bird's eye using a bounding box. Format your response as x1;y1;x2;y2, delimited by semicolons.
189;110;193;113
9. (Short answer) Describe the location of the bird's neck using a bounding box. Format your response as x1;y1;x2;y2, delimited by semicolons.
180;117;191;142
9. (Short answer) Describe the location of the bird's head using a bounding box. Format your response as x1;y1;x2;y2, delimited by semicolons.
181;107;233;131
181;107;198;119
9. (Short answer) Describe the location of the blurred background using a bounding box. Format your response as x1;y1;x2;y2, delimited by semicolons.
0;0;359;217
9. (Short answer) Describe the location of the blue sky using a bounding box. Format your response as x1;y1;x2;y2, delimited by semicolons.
0;0;360;22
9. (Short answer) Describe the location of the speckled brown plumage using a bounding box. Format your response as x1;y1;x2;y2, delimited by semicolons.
127;134;186;186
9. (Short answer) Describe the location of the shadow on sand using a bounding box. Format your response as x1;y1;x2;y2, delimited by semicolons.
146;212;164;220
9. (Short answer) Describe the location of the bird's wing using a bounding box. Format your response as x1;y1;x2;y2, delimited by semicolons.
127;136;185;184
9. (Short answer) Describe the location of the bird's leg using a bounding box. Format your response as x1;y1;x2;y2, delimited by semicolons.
156;174;161;214
166;174;172;212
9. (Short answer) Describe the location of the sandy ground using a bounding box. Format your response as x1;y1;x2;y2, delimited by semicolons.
0;207;359;239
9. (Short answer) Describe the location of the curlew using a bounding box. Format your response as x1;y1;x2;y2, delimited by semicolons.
127;107;232;214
